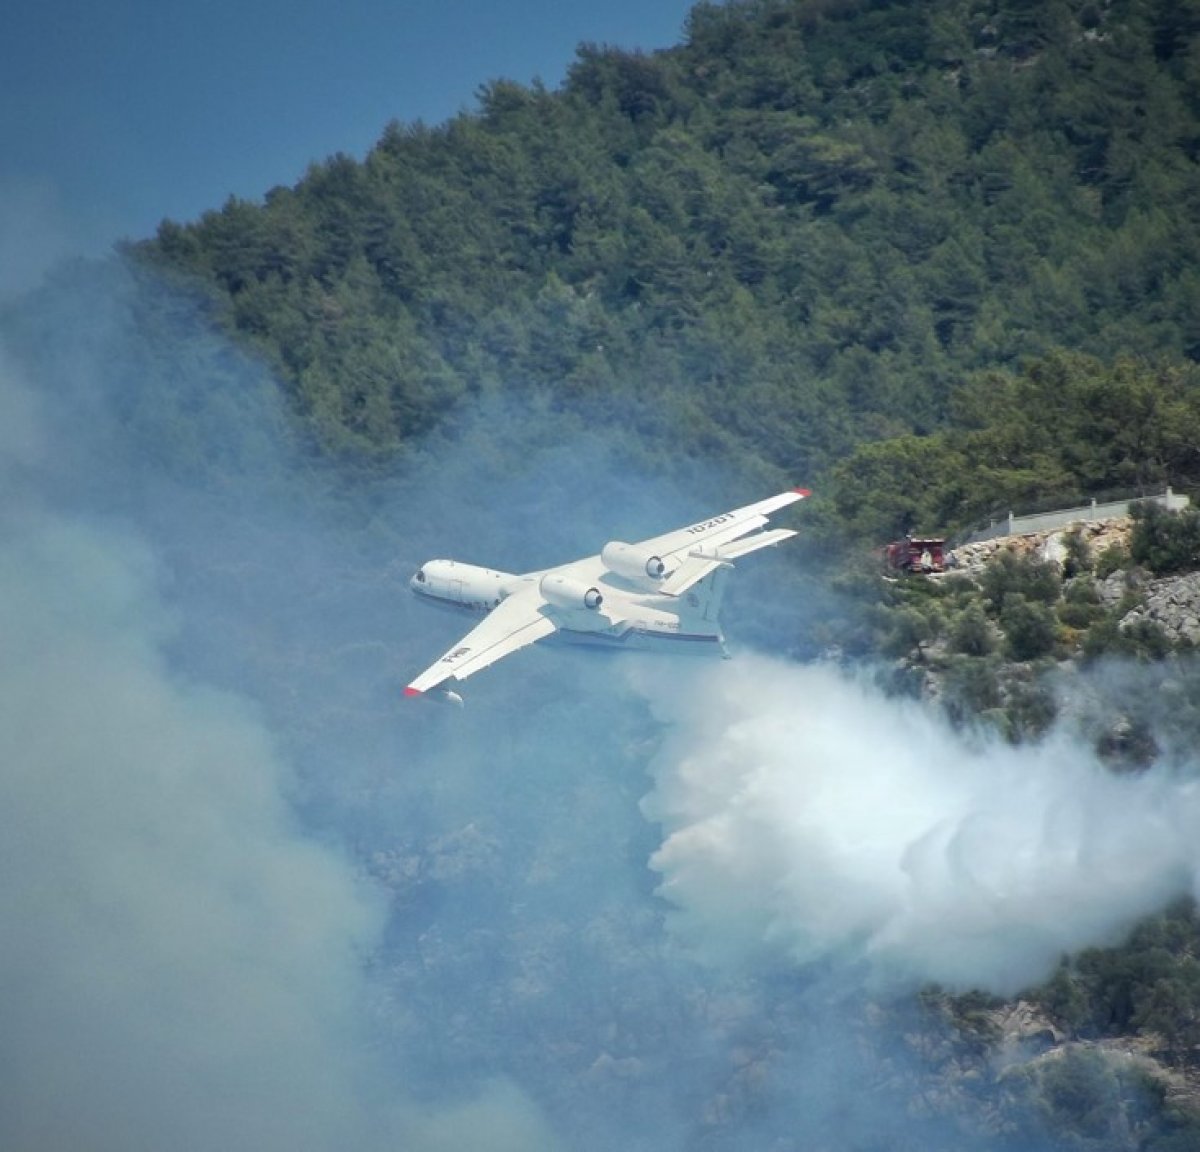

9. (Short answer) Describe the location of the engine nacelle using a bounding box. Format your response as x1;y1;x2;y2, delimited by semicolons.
601;541;667;588
539;573;604;611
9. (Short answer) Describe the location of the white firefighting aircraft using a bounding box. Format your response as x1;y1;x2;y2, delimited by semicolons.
404;487;809;703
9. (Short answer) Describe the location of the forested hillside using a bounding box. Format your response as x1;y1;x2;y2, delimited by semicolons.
140;0;1200;543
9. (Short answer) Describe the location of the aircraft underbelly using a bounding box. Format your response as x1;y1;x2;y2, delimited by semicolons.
554;620;724;655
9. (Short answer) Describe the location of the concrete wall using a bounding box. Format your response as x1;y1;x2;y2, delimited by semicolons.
964;488;1191;544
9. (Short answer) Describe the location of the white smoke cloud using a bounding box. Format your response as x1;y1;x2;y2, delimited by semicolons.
0;327;562;1150
639;653;1200;994
0;510;389;1151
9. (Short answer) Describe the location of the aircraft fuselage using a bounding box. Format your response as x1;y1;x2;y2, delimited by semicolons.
410;558;724;651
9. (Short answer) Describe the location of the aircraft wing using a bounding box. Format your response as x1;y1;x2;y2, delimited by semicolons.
645;488;810;596
405;589;556;698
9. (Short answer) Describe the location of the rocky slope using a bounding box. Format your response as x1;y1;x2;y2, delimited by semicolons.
879;514;1200;1142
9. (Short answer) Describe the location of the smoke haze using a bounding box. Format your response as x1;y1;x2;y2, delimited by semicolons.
3;256;1199;1150
0;513;388;1151
0;272;561;1151
0;176;73;300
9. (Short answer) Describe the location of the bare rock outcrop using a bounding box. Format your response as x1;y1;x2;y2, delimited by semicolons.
947;517;1133;579
1119;572;1200;645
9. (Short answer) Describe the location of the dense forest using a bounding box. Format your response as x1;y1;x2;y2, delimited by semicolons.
9;0;1200;1148
138;0;1200;545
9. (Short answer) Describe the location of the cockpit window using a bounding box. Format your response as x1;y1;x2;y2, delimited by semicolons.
415;569;426;583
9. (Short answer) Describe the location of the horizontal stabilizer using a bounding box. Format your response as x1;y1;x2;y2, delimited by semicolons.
660;528;797;596
712;527;797;560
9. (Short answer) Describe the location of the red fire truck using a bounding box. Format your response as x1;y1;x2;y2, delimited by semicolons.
884;536;946;574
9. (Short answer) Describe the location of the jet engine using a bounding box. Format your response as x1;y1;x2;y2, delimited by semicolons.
600;541;667;588
539;573;604;611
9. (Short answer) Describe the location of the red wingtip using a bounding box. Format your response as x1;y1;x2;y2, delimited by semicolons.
794;486;812;498
403;686;422;698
